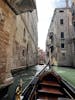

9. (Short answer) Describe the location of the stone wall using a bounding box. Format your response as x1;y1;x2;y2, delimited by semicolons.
0;0;16;85
0;0;38;87
12;11;38;70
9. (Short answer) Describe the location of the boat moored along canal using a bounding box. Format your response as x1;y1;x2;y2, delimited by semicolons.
21;66;75;100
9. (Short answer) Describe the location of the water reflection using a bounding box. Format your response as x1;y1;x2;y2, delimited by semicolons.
7;65;45;100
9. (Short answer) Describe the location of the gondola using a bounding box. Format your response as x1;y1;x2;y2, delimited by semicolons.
21;66;75;100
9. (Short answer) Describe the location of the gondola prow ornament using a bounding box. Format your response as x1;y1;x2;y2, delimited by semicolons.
15;79;23;100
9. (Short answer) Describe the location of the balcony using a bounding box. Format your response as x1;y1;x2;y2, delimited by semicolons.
46;43;54;50
4;0;36;15
49;32;53;39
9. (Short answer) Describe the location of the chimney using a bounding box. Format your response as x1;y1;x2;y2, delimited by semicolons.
66;0;69;8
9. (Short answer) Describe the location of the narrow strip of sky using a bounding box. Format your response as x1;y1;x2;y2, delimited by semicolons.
36;0;71;51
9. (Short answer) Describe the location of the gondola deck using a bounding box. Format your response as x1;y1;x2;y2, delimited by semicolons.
22;69;75;100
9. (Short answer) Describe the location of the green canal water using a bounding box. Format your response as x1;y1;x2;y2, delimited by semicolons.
7;65;45;100
53;66;75;87
7;65;75;100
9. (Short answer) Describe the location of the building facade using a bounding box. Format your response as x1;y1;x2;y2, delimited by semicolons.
38;48;46;65
0;0;16;87
46;7;73;67
0;0;38;92
12;10;38;70
71;0;75;67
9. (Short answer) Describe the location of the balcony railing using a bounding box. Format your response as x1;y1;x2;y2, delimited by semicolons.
4;0;36;15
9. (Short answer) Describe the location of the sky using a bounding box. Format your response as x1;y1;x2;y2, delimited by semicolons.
36;0;71;51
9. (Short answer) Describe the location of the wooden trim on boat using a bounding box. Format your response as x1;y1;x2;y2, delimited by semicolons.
21;65;75;100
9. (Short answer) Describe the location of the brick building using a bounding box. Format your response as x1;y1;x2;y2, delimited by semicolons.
0;0;38;94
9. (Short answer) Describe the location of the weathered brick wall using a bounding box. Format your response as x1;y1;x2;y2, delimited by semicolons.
0;0;38;85
0;30;9;84
0;0;16;84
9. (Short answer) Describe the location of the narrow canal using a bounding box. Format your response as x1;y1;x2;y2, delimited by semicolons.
7;65;45;100
5;65;75;100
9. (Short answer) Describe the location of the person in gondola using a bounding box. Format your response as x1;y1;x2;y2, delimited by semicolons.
15;79;23;100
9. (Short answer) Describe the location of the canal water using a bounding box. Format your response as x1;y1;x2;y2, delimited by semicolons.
53;66;75;87
7;65;45;100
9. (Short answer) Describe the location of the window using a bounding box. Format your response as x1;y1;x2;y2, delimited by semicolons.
23;28;26;42
51;46;54;53
59;10;64;13
49;32;53;39
60;19;63;24
22;50;25;56
73;22;75;27
62;53;65;56
61;43;64;48
73;22;75;31
24;28;25;37
61;32;64;39
74;42;75;51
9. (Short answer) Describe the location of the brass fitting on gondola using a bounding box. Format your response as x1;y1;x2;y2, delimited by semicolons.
15;79;23;100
